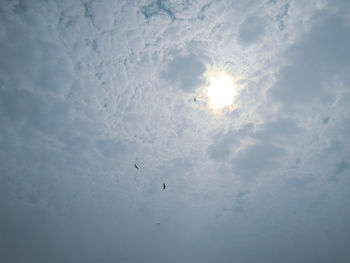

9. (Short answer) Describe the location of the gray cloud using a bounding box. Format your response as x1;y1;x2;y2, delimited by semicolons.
208;132;236;161
233;143;285;179
269;10;350;107
1;0;350;263
254;118;305;144
161;54;206;92
208;123;254;162
238;16;265;46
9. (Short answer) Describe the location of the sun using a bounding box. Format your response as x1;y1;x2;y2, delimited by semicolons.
207;73;235;109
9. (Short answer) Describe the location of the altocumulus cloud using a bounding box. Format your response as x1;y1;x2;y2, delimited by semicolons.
1;1;350;263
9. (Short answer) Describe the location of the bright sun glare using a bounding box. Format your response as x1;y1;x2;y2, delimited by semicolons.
207;73;235;109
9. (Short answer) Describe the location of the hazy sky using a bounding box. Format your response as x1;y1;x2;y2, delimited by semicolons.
1;0;350;262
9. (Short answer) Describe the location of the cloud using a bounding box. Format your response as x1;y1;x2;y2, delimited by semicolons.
1;1;350;263
141;0;176;22
269;10;350;107
238;16;265;46
208;132;236;161
161;54;206;92
207;123;254;162
96;139;136;159
233;143;285;179
254;118;305;144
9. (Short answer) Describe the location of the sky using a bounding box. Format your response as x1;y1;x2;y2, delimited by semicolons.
0;0;350;262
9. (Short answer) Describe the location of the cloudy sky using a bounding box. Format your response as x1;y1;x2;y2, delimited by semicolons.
1;0;350;262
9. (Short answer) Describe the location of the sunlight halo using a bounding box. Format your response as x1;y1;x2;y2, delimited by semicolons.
207;73;235;109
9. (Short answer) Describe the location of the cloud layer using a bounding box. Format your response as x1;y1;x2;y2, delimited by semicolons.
1;0;350;262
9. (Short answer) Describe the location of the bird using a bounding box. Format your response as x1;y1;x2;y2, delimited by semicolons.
134;164;139;169
163;183;166;190
194;97;197;102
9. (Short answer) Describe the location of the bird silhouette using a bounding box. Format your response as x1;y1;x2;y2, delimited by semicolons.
134;164;139;169
194;97;197;102
163;183;166;190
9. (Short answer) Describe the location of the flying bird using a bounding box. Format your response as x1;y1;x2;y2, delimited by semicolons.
163;183;166;190
194;97;197;102
134;164;139;169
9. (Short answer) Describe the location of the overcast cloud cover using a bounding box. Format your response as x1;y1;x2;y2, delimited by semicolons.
1;0;350;262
